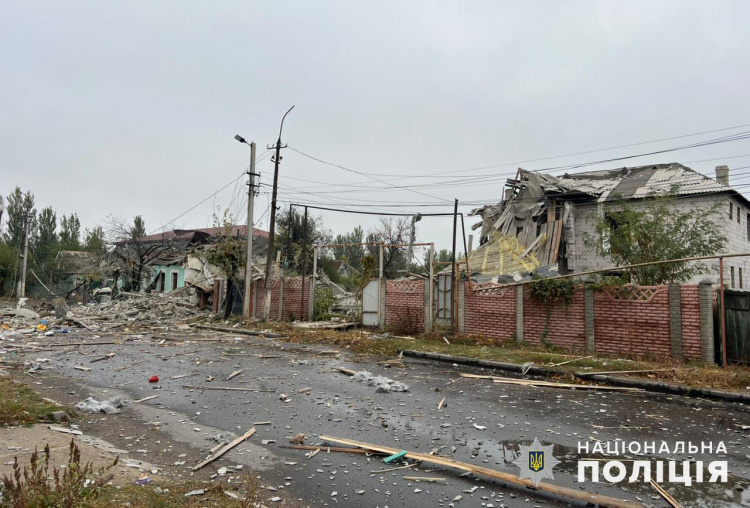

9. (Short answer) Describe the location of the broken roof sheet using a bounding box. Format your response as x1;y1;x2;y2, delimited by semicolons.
557;162;733;203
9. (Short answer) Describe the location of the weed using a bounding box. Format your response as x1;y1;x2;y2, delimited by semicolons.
0;440;116;507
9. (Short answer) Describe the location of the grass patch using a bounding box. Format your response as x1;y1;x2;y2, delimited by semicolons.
0;377;70;426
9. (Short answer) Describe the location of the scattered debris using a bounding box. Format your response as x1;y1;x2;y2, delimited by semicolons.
184;489;205;497
75;396;124;415
148;375;159;383
48;425;82;436
226;369;244;381
289;433;305;444
319;435;639;508
352;370;409;392
192;428;256;471
133;395;159;404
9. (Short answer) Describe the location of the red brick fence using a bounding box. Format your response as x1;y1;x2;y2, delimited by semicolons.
381;279;714;362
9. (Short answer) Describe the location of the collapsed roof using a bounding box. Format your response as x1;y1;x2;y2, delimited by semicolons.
468;163;737;281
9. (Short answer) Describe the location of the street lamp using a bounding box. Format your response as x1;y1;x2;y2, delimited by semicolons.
235;134;256;318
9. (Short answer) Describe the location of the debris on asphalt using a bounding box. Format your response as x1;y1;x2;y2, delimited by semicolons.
75;396;124;414
148;375;159;383
352;370;409;392
192;427;256;471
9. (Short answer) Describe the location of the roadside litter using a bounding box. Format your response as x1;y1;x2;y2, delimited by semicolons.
352;370;409;393
75;396;124;414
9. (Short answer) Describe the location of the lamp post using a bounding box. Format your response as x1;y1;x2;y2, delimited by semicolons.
234;134;257;318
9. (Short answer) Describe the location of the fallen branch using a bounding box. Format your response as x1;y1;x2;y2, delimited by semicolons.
318;435;639;508
192;428;256;471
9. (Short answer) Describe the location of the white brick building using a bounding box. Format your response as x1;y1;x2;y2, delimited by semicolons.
472;163;750;286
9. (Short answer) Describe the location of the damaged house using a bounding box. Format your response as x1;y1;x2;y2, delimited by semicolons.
470;163;750;285
113;226;268;306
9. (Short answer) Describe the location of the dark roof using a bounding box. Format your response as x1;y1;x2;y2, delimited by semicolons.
137;226;269;243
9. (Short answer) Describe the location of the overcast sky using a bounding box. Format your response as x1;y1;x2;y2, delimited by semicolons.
2;1;750;258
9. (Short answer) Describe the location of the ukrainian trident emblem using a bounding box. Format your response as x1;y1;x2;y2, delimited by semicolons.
529;450;544;472
513;437;560;486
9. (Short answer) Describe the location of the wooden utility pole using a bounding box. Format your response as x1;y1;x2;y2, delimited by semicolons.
244;141;257;318
300;205;308;320
450;199;458;334
18;213;30;298
263;106;294;320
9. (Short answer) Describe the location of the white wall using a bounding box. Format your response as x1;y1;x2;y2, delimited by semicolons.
566;193;750;286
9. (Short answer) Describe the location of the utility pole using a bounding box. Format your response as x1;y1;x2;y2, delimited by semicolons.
235;135;258;318
263;106;295;320
450;199;458;334
300;205;308;320
18;213;30;298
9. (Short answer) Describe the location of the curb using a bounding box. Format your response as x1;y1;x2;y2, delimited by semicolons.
400;350;750;404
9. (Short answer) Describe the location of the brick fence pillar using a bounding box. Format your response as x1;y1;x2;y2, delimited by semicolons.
584;281;595;353
699;281;715;363
423;280;432;332
668;283;683;359
457;282;465;333
278;278;284;321
515;285;524;342
379;277;386;331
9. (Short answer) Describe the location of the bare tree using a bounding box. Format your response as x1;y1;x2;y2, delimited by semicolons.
368;217;412;278
106;215;169;292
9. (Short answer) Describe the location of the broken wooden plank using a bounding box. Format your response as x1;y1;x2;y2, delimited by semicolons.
371;463;418;474
549;355;593;367
577;368;681;377
460;373;642;392
280;444;376;456
73;366;92;372
134;395;159;403
192;324;285;338
437;398;445;410
226;369;244;381
402;476;446;483
182;385;275;393
650;480;682;508
48;425;82;436
192;427;256;471
319;435;639;508
334;367;357;376
89;353;115;363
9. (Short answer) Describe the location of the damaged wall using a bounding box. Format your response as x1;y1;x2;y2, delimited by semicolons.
249;277;311;322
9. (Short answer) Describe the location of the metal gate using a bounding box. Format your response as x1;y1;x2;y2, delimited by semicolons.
434;274;453;328
362;279;380;327
718;290;750;364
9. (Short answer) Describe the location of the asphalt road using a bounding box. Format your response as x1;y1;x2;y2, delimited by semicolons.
31;329;750;507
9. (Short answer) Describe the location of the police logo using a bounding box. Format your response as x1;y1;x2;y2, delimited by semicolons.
529;451;544;472
513;437;560;486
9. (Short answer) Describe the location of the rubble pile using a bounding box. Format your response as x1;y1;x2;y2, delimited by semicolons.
1;292;209;339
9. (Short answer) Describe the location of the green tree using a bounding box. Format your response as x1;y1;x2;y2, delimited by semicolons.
84;226;106;254
582;194;726;285
131;215;146;239
332;226;366;271
276;207;330;275
59;213;81;249
35;206;58;262
0;243;19;296
3;187;36;248
205;210;245;318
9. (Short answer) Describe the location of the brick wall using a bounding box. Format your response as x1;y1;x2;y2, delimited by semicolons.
459;281;707;360
464;283;516;342
384;279;425;332
680;285;703;360
250;277;310;321
523;286;586;349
